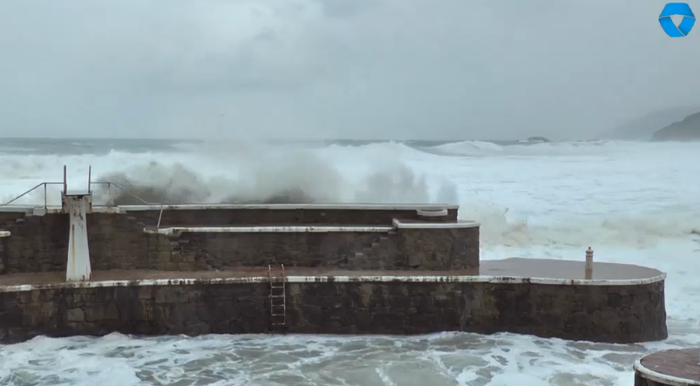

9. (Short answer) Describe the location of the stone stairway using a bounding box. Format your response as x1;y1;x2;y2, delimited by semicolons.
348;230;398;270
137;222;401;271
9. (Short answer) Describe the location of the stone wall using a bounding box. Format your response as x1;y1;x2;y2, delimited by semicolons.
0;213;164;273
0;211;478;274
0;236;5;273
633;374;665;386
172;231;398;270
0;212;68;273
170;226;478;271
398;228;479;270
0;279;666;344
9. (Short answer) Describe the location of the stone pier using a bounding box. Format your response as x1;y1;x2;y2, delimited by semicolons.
0;183;669;345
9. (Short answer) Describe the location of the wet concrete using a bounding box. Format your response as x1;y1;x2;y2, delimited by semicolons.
481;258;663;280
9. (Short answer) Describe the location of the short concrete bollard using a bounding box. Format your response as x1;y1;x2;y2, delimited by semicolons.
585;247;593;279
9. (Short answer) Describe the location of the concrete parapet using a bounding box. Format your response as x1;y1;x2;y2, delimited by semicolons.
0;196;668;347
0;261;667;344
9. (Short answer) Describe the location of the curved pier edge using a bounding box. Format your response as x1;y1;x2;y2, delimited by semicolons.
0;271;667;293
416;208;449;217
633;349;700;386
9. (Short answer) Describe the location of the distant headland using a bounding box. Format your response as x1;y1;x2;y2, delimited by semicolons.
599;106;700;141
651;111;700;142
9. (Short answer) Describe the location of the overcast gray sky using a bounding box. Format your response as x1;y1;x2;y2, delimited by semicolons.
0;0;698;140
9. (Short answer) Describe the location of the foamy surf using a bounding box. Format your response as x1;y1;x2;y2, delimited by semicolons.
1;329;697;386
1;138;699;385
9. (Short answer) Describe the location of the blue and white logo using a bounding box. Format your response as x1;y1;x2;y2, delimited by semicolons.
659;3;695;37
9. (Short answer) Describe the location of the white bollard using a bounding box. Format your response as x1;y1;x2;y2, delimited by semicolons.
64;194;92;282
585;247;593;280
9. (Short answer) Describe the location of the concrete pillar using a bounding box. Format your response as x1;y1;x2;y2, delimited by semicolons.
63;193;92;282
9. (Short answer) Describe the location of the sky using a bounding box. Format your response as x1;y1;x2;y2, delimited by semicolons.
0;0;698;140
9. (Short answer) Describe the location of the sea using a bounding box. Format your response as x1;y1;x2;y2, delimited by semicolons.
0;137;699;386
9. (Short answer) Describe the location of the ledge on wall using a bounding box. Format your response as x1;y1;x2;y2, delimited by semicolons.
146;220;480;235
392;219;480;229
148;225;395;235
0;230;10;237
0;259;666;290
120;203;459;211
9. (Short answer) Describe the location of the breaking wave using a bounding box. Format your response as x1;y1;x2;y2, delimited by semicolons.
460;199;700;249
1;139;698;251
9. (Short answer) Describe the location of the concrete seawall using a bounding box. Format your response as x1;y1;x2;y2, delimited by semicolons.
0;267;666;344
0;198;669;346
0;206;478;274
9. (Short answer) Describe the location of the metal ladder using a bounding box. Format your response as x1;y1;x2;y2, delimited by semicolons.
268;264;287;327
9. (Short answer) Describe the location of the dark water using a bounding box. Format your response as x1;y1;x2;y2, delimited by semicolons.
0;138;535;156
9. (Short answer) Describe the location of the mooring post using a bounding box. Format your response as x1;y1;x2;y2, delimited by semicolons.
585;247;593;279
62;191;93;282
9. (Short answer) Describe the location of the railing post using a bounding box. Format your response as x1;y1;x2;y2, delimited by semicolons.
107;182;113;206
63;165;67;194
585;247;593;279
157;205;165;229
43;183;47;209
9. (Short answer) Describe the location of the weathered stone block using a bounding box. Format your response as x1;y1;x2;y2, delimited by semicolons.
397;227;479;271
66;308;85;322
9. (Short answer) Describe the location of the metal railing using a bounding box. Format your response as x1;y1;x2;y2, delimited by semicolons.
2;181;64;208
1;181;156;208
1;165;168;229
89;181;156;206
1;165;156;208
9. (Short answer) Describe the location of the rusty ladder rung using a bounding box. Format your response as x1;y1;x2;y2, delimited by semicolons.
268;264;287;327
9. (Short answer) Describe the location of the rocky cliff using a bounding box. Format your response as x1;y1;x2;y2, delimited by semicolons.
652;111;700;141
601;106;699;140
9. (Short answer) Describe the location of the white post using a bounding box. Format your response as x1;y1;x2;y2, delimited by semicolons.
64;193;92;282
585;246;593;280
